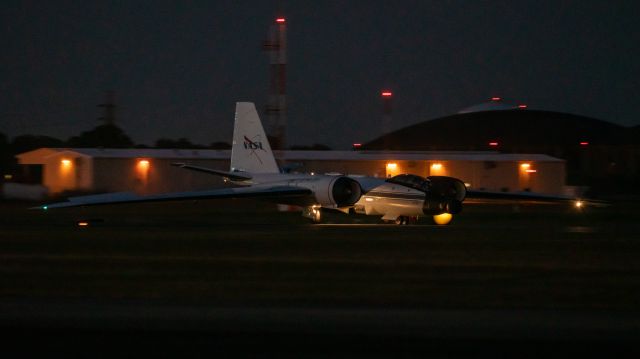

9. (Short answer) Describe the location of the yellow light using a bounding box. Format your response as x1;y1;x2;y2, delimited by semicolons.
138;159;150;168
520;163;531;170
61;159;72;167
77;221;89;227
4;174;12;180
575;200;584;209
433;213;453;225
431;163;443;170
386;162;397;170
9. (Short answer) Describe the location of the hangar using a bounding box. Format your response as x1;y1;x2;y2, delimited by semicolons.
16;148;566;197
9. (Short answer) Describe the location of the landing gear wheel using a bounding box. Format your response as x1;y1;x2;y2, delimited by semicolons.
303;206;322;224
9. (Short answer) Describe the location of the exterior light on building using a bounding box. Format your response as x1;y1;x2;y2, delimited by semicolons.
386;162;397;170
136;159;150;184
431;163;443;170
137;159;150;169
61;159;72;167
520;163;531;170
525;169;537;173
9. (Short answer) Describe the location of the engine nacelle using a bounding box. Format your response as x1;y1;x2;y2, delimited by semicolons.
423;176;466;215
288;176;362;207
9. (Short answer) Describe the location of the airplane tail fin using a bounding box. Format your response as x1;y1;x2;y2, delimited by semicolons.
231;102;280;173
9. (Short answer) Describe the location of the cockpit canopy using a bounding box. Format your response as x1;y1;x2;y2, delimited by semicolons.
386;174;467;202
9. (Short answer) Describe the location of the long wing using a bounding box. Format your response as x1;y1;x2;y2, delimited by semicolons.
35;186;313;210
465;190;608;207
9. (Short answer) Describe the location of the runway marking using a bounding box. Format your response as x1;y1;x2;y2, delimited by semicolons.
564;226;596;234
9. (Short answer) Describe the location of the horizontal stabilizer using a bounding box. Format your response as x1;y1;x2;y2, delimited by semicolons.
171;163;252;181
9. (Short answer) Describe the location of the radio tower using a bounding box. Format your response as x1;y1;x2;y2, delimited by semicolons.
97;90;116;125
381;90;393;149
263;17;287;150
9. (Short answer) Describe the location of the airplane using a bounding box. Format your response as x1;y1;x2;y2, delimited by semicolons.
37;102;589;225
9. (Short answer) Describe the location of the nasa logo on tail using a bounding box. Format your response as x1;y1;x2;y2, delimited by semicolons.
243;135;265;164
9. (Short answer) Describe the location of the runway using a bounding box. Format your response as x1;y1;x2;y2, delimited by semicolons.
1;200;639;356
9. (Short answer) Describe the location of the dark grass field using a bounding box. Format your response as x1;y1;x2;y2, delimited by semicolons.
1;199;639;357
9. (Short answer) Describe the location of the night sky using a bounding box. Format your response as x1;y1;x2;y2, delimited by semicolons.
2;1;638;149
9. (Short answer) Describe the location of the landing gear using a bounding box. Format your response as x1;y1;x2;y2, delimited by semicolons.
394;216;418;225
302;206;322;223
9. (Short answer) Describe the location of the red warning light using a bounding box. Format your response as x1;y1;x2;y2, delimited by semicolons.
381;91;393;97
352;143;362;150
580;141;589;146
518;104;528;109
276;18;286;23
491;97;502;101
489;142;499;147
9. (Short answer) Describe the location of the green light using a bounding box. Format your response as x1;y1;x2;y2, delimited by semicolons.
43;206;48;210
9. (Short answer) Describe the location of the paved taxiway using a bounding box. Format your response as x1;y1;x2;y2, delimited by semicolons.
1;200;639;356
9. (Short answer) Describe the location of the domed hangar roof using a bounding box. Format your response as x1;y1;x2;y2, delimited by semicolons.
364;109;631;151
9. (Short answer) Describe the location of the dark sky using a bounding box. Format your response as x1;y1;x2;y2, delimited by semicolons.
2;1;638;149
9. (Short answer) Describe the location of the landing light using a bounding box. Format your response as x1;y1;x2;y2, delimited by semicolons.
433;213;453;225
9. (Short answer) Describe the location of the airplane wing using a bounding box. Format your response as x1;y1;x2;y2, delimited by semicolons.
465;190;609;207
35;186;313;210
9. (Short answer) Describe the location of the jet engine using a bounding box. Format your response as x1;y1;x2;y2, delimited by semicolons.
422;176;467;215
289;176;362;207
